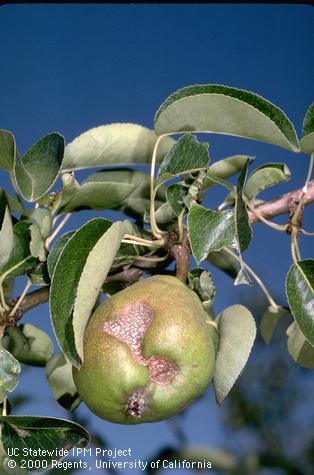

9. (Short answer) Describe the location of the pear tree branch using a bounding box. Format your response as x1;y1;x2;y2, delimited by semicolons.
1;181;314;326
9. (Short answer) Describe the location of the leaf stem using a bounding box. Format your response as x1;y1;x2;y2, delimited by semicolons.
224;247;279;309
8;279;32;317
46;213;72;248
122;234;165;248
150;134;170;239
300;228;314;236
291;153;314;226
2;398;7;416
246;201;288;232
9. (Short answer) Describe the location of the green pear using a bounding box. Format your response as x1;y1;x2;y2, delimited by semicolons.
73;275;215;424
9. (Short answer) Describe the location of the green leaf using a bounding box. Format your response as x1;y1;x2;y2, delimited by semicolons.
155;84;300;152
57;171;135;213
0;206;14;270
28;262;50;287
188;268;216;314
207;248;239;279
47;232;74;279
244;163;291;201
0;188;24;215
0;347;20;402
286;321;314;369
260;305;290;344
286;259;314;346
0;130;15;172
29;224;46;262
157;133;209;184
22;209;52;240
203;155;253;190
3;324;53;367
46;353;80;411
300;102;314;153
14;133;65;202
0;416;89;471
0;221;37;279
62;123;174;171
234;160;252;253
188;204;236;264
166;184;186;217
214;304;256;404
50;218;127;366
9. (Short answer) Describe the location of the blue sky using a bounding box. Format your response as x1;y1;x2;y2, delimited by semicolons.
0;4;313;474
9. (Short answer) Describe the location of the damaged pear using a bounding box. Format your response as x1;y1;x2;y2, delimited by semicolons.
73;275;216;424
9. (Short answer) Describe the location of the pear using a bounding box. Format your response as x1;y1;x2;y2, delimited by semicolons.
73;275;215;424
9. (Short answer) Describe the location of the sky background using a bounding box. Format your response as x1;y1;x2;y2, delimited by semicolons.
0;4;313;475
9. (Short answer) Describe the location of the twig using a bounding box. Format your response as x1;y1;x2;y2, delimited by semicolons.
247;180;314;224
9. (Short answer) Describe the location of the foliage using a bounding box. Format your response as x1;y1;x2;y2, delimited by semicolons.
0;84;313;472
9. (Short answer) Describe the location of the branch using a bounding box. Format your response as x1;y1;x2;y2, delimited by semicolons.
1;288;49;327
248;180;314;224
2;181;314;325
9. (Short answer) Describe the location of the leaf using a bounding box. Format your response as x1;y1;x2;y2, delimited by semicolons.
157;133;209;184
0;347;20;402
188;268;216;313
234;160;252;254
3;324;53;367
214;305;256;404
0;415;89;470
0;130;15;172
155;84;300;152
207;248;239;279
0;205;14;269
28;262;50;287
286;259;314;346
244;163;291;201
286;321;314;369
188;204;236;264
46;353;80;411
47;232;74;279
14;133;65;202
166;184;186;216
300;102;314;153
203;155;253;190
260;305;290;344
29;224;46;262
50;218;127;366
22;208;52;240
57;171;135;213
62;123;174;171
0;221;37;279
0;188;24;215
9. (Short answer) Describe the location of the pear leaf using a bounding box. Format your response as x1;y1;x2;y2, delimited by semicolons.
62;123;174;171
214;304;256;404
155;84;300;152
300;102;314;153
0;130;15;172
286;321;314;369
0;416;89;470
50;218;128;366
286;259;314;346
14;133;65;202
0;347;21;402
